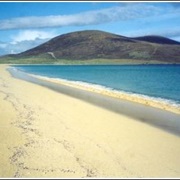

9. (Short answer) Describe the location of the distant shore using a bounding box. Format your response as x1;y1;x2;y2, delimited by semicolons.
1;64;180;177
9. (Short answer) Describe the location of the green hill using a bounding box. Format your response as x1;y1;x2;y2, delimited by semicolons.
1;30;180;64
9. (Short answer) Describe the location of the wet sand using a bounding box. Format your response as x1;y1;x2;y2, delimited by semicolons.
0;64;180;178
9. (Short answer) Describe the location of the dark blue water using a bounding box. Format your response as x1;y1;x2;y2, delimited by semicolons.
13;65;180;105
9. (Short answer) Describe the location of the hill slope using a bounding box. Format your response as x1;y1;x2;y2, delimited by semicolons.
133;35;180;45
4;30;180;63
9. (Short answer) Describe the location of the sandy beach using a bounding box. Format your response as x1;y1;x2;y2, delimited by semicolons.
0;64;180;178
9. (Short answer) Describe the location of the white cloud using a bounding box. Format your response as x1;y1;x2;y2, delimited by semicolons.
0;37;50;55
0;4;168;30
0;42;7;48
0;30;58;55
11;30;57;43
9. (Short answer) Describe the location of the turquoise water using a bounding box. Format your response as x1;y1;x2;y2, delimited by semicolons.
13;64;180;106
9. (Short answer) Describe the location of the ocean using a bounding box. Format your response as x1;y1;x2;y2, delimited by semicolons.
12;64;180;107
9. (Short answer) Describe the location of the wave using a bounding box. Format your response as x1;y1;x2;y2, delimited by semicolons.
9;66;180;112
23;71;180;109
8;66;180;135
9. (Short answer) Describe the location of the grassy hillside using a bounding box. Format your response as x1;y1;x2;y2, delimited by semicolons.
1;30;180;64
0;55;171;65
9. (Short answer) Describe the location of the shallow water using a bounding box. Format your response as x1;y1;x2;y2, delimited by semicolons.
13;64;180;107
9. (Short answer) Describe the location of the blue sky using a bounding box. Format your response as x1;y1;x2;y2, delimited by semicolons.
0;2;180;55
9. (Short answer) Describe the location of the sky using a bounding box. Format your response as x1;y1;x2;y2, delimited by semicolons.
0;1;180;55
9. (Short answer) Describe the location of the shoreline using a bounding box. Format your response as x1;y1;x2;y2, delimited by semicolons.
8;65;180;135
11;64;180;115
1;64;180;177
34;74;180;114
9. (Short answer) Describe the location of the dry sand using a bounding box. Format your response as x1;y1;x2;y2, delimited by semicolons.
0;64;180;178
34;74;180;115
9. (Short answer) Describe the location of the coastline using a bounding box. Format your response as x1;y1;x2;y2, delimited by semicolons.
33;73;180;115
1;64;180;177
11;64;180;115
9;65;180;135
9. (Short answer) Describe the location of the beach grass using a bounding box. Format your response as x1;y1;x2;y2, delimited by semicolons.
0;55;169;65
